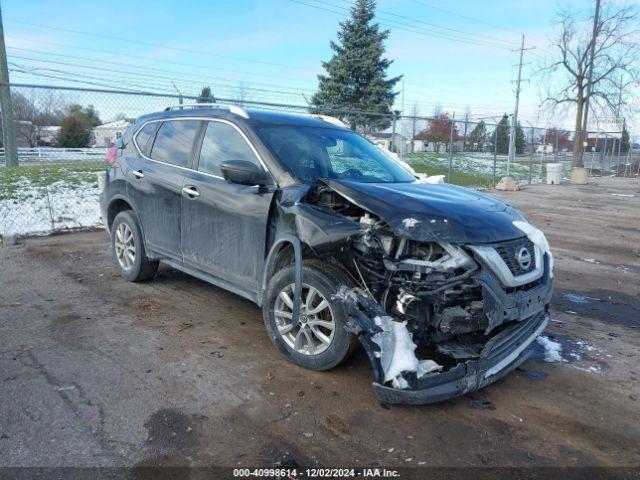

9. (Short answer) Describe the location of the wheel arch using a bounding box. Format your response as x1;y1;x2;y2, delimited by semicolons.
259;235;304;312
106;195;151;256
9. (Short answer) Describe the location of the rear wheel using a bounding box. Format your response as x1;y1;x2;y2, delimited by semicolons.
263;260;355;371
111;210;158;282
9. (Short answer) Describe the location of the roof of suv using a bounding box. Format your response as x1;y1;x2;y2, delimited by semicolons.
136;106;348;130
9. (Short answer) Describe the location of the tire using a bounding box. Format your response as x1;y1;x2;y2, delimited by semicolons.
111;210;158;282
262;260;355;371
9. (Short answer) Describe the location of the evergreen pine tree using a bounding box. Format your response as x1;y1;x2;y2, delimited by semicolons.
311;0;401;132
197;87;215;103
515;122;527;154
494;114;510;154
620;125;630;153
467;120;487;152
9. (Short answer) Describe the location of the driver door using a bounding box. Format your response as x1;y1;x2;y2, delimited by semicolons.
180;119;274;293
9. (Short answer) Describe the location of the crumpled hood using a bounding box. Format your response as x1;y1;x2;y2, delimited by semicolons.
321;179;526;244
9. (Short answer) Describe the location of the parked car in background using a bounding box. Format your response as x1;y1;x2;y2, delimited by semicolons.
100;104;554;404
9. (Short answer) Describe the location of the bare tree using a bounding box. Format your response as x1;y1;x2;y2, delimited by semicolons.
541;1;639;167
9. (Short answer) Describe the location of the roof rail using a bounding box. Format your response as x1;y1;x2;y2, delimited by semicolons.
311;114;348;128
163;103;250;119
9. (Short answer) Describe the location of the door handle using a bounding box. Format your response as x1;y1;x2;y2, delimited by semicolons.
132;170;144;179
182;186;200;198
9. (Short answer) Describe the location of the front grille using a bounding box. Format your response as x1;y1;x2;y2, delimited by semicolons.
493;237;536;276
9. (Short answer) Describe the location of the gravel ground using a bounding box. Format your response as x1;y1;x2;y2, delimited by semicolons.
0;177;638;471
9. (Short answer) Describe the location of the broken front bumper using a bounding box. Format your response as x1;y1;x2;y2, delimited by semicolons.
372;311;549;405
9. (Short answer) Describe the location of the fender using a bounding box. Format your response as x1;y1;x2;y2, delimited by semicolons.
260;235;303;328
106;194;153;257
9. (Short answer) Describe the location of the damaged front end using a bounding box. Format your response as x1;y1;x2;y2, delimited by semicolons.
297;180;554;404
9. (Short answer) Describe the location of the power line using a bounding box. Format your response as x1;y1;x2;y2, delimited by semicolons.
5;18;318;73
5;35;321;88
408;0;522;36
335;0;520;47
287;0;516;49
6;49;317;96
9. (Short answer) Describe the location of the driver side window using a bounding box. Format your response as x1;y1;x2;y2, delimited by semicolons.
198;121;259;176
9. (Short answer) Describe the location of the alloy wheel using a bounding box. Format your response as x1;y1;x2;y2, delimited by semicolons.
114;223;135;271
273;283;335;355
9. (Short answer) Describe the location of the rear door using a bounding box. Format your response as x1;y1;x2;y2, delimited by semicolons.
181;119;274;292
128;118;201;259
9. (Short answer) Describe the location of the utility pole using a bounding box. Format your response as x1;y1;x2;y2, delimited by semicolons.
447;112;455;182
507;35;533;176
0;3;18;167
579;0;601;167
411;103;417;153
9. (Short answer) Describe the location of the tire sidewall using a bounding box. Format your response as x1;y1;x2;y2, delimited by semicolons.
111;211;145;282
263;264;352;371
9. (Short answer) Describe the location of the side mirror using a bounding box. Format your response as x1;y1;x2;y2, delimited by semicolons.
220;160;269;186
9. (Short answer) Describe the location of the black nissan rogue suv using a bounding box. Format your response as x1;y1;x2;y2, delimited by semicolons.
100;104;554;404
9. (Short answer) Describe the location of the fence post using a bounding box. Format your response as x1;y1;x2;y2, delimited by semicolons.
492;126;498;188
528;126;534;184
0;5;18;167
391;112;397;154
447;113;455;182
602;134;608;175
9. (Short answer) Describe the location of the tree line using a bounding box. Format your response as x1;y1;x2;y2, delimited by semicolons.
1;91;103;148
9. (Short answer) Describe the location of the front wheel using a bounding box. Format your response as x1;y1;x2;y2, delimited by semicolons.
111;210;158;282
262;261;355;371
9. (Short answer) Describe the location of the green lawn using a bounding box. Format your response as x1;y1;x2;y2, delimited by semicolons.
0;161;104;201
405;152;543;188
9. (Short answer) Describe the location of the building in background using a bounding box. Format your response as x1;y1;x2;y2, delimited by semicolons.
92;119;132;147
36;126;61;146
366;132;409;154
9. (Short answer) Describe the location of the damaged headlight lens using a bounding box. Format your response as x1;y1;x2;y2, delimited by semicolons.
388;241;475;273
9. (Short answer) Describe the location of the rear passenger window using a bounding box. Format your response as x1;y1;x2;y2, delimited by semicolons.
198;121;259;176
134;122;157;154
149;120;200;167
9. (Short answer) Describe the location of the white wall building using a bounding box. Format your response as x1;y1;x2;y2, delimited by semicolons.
92;120;132;147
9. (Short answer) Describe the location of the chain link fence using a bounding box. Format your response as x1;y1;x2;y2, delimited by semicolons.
1;83;638;238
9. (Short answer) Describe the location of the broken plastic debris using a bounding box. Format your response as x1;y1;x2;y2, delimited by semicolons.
371;316;443;389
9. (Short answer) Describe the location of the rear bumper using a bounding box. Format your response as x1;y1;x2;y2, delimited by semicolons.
373;312;549;405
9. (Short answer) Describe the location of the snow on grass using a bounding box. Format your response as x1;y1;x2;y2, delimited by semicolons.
536;335;564;363
0;162;103;236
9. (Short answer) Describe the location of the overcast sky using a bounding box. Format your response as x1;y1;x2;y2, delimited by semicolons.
3;0;638;135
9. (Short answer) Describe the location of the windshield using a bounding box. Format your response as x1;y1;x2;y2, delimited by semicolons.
257;126;416;184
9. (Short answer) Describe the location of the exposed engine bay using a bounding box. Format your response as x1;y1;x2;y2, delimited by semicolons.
296;182;554;403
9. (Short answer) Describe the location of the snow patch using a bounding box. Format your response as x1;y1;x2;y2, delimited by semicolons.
0;180;102;236
536;336;563;363
563;293;600;304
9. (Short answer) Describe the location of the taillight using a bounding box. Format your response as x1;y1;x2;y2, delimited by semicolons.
105;147;118;164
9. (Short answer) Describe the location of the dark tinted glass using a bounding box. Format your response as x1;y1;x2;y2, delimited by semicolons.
198;121;258;176
134;122;157;153
150;120;200;167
